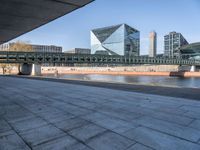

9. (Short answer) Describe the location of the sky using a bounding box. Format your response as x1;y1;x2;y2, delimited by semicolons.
12;0;200;55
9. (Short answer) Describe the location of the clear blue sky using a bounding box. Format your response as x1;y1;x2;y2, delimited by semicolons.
13;0;200;55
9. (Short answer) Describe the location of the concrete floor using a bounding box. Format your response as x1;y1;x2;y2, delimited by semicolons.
0;76;200;150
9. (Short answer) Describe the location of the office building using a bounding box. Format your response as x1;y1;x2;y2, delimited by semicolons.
0;43;62;53
91;24;140;56
149;31;157;57
31;44;62;53
180;42;200;60
65;48;91;54
164;32;188;58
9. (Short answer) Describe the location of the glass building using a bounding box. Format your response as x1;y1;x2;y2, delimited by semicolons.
164;32;188;58
91;24;140;56
180;42;200;60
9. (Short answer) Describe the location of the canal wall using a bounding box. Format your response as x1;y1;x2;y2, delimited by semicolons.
41;65;200;77
42;65;179;73
1;65;200;77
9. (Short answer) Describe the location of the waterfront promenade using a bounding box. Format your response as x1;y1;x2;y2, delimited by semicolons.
0;76;200;150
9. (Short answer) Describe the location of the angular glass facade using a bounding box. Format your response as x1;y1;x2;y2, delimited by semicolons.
180;42;200;60
91;24;140;56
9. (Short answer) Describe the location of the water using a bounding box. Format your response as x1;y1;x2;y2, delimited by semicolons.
45;74;200;88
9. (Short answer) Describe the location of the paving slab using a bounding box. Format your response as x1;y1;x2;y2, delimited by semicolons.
55;117;90;132
82;112;138;134
134;116;200;142
1;76;200;149
127;143;153;150
123;126;200;150
189;119;200;130
3;107;34;123
148;111;193;126
38;110;75;124
183;110;200;120
66;143;93;150
20;124;66;147
32;135;78;150
0;133;30;150
0;119;12;133
95;105;142;121
68;123;107;142
86;131;135;150
10;116;48;133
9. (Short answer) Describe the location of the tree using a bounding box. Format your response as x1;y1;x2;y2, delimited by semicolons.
9;40;33;52
0;40;33;74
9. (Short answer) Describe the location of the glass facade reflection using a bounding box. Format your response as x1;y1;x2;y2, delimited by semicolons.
180;42;200;60
91;24;140;56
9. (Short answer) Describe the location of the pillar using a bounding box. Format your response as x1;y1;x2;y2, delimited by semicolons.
19;63;32;75
190;65;196;72
31;64;41;76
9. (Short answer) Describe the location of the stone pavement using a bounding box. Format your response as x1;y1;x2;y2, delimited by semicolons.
0;76;200;150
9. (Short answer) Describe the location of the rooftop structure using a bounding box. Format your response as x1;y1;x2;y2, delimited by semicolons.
91;24;140;56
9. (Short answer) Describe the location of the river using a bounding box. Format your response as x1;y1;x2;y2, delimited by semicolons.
44;74;200;88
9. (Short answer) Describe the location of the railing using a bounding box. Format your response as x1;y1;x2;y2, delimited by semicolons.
0;51;199;65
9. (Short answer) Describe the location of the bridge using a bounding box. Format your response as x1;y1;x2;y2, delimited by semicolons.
0;51;199;65
1;51;199;75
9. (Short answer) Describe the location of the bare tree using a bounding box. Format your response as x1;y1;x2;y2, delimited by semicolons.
9;40;33;52
0;41;33;74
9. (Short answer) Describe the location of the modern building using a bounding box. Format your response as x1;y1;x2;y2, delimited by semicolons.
31;44;62;53
149;31;157;57
164;31;188;58
91;24;140;56
65;48;91;54
179;42;200;60
0;43;62;53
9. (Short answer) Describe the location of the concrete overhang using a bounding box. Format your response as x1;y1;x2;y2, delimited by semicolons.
0;0;94;44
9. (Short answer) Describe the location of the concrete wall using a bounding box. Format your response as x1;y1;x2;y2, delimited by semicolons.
42;65;180;74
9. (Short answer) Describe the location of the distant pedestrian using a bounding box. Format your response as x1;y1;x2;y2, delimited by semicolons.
54;69;58;77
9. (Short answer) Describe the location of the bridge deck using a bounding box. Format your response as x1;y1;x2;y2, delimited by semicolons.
0;76;200;150
0;51;199;65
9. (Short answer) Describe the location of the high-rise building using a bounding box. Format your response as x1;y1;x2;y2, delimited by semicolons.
149;31;157;57
91;24;140;56
164;32;188;58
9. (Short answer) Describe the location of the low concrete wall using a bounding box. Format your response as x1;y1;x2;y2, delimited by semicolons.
42;65;200;77
42;65;180;74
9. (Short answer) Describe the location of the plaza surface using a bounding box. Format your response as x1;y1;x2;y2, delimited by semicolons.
0;76;200;150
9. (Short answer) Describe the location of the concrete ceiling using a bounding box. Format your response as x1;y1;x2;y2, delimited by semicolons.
0;0;94;44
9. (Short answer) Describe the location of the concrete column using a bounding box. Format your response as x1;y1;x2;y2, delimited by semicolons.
31;64;41;76
19;63;32;75
190;65;196;72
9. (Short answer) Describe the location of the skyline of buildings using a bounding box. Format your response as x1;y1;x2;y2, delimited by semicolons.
1;23;198;60
149;31;157;57
91;24;140;56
